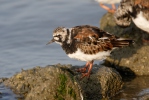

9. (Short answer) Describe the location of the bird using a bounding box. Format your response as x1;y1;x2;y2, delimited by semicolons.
95;0;121;13
47;25;133;78
114;0;149;33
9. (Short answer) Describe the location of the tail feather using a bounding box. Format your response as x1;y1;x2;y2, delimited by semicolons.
111;38;134;47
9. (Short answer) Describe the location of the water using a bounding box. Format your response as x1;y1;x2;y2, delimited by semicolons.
0;0;103;78
1;0;149;100
0;83;17;100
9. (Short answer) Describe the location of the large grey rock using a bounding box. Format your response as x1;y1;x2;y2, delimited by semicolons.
4;65;81;100
100;12;149;76
75;65;123;100
4;64;123;100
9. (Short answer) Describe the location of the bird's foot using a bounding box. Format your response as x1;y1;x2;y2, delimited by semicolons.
107;9;116;13
80;72;90;79
99;3;116;13
77;61;93;79
76;62;89;73
76;67;87;73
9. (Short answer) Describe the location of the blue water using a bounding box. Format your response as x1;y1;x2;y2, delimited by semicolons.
0;0;104;78
0;83;17;100
1;1;149;100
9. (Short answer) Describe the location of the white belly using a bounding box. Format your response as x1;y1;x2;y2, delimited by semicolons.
132;12;149;33
68;48;111;62
95;0;120;4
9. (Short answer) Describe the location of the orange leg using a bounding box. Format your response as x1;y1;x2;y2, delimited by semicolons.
81;61;94;79
76;62;89;73
99;3;116;13
111;4;116;11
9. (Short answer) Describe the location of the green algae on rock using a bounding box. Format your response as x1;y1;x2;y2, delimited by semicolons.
4;65;81;100
54;74;76;100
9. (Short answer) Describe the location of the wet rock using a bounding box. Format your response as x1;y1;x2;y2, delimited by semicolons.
4;64;123;100
0;78;18;100
0;78;8;83
138;90;149;100
113;76;149;100
100;12;149;76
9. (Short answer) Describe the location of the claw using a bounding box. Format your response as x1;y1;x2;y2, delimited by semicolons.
76;67;87;73
76;61;94;79
107;9;116;13
76;62;89;73
81;73;90;79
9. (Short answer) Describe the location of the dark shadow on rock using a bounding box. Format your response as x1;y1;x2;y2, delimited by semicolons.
104;60;136;82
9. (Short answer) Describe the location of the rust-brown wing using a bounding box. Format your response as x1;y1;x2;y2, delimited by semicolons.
71;25;115;54
72;25;115;42
135;0;149;8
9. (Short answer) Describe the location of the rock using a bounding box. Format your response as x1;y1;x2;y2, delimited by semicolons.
100;12;149;76
113;76;149;100
4;64;123;100
4;65;81;100
75;65;123;100
0;78;8;83
100;13;124;37
138;89;149;100
135;77;149;100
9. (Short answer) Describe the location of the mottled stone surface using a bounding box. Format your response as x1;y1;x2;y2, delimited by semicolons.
3;64;123;100
100;12;149;76
4;65;81;100
73;65;123;100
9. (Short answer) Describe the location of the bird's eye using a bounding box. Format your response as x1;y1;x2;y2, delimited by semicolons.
56;34;62;38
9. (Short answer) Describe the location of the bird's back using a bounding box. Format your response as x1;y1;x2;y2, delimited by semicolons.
69;25;133;54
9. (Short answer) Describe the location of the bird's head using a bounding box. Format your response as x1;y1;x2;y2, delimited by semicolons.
47;27;69;45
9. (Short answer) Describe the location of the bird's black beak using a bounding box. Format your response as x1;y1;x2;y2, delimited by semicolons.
46;38;55;45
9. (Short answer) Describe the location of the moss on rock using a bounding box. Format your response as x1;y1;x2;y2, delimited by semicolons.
4;65;81;100
3;64;123;100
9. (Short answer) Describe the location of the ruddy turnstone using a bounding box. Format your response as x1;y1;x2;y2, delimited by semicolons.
95;0;121;13
114;0;149;33
47;25;133;78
